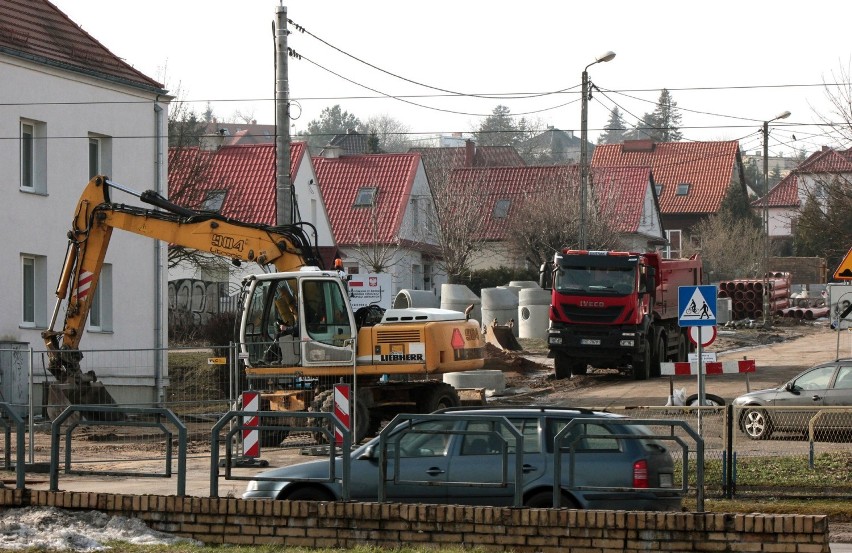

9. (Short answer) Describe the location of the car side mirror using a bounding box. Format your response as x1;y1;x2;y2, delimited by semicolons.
357;445;376;460
785;382;799;393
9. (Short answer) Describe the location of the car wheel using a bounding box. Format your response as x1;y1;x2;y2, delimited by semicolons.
684;393;725;407
282;486;335;502
741;407;773;440
676;331;689;362
554;352;572;379
570;361;588;376
524;490;579;508
417;382;461;413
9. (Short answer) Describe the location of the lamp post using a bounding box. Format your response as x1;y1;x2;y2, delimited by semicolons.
579;50;616;250
762;110;791;328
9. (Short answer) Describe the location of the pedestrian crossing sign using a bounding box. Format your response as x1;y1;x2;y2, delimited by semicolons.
678;285;717;327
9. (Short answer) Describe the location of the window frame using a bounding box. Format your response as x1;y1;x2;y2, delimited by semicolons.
21;254;47;328
493;199;511;219
676;183;690;196
354;187;378;207
20;119;47;194
88;263;113;332
202;189;228;212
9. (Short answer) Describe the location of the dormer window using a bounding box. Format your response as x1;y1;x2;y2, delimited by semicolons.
493;199;511;219
354;187;378;207
655;184;663;197
676;183;690;196
202;190;227;212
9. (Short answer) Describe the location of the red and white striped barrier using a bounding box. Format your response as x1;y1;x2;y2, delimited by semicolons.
242;391;260;458
660;359;756;376
333;384;350;446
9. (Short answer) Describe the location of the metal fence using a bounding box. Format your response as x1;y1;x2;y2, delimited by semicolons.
1;343;851;501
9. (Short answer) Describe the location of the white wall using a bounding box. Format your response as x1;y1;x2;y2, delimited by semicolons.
0;54;169;402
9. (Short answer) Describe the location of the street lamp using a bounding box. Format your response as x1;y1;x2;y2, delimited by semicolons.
579;51;616;250
762;110;791;328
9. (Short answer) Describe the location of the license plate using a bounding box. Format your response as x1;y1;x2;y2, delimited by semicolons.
581;339;601;346
659;473;673;487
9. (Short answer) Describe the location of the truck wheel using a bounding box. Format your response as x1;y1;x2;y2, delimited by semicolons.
676;332;689;362
554;352;572;379
570;362;588;376
650;333;665;378
632;339;651;381
417;382;461;413
309;389;371;445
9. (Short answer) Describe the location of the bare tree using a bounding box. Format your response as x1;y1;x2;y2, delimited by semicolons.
365;114;411;153
817;59;852;146
685;210;764;282
505;167;620;266
345;201;404;273
428;164;494;282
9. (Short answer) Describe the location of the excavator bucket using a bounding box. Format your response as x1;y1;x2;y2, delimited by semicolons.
47;382;124;422
484;323;523;351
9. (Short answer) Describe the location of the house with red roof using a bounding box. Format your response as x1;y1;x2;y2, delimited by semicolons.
313;150;444;297
1;0;169;405
446;164;663;271
753;146;852;254
168;141;339;283
592;140;747;258
410;140;526;183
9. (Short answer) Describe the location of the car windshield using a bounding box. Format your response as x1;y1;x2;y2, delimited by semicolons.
792;366;835;391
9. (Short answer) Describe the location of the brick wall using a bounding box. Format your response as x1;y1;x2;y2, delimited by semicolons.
0;489;830;552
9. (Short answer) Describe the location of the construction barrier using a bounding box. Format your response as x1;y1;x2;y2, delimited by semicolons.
660;359;756;376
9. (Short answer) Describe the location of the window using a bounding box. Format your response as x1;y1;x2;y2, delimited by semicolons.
655;184;663;197
88;133;112;180
89;263;113;332
665;229;682;259
20;119;46;193
676;183;690;195
202;190;227;212
354;187;377;207
21;254;47;327
423;264;432;291
493;199;511;219
89;137;100;179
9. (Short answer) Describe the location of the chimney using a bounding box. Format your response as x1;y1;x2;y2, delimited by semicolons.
465;139;475;167
322;145;343;159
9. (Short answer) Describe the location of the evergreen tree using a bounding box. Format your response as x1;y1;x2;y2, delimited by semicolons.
476;105;522;147
303;105;363;150
644;89;683;142
597;107;627;144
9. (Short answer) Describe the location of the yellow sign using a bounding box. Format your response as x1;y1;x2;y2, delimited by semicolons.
207;357;227;365
835;248;852;280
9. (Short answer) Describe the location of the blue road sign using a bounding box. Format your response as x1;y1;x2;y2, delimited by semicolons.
678;285;717;327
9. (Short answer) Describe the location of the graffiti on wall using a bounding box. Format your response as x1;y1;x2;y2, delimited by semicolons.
168;279;229;329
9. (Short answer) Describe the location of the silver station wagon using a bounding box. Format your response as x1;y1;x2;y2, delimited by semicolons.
243;406;682;511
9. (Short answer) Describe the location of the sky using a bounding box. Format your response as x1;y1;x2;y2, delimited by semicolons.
52;0;852;158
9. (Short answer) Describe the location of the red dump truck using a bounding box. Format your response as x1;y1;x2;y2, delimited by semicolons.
544;250;703;380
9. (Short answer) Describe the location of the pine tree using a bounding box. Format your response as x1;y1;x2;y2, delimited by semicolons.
647;89;683;142
476;105;522;147
598;107;627;144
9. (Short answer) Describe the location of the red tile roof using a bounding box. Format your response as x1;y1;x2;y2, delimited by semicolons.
168;143;306;225
447;165;653;240
0;0;164;92
313;153;421;245
592;140;741;214
796;147;852;174
410;144;525;183
752;172;800;208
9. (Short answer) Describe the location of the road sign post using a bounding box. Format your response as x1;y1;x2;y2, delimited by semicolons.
679;285;718;434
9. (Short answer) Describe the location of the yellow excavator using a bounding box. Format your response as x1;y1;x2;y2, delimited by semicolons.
43;176;485;443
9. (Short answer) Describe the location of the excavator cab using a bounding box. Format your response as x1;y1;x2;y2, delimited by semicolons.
240;271;356;371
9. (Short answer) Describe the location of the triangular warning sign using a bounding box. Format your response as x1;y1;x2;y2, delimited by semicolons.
680;288;715;322
834;248;852;280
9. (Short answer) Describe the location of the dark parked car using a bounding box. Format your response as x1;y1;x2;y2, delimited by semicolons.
733;359;852;440
243;406;682;510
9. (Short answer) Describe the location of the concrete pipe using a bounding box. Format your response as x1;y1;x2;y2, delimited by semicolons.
441;284;481;324
393;289;439;309
518;287;551;340
482;287;520;337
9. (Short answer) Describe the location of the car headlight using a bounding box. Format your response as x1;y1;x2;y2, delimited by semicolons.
245;480;258;492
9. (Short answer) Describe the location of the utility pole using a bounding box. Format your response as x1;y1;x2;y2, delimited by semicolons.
275;4;293;226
